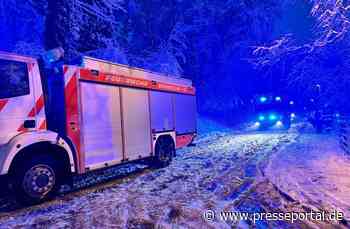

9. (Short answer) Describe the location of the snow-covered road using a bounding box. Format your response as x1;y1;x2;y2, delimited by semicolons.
0;120;348;228
265;132;350;228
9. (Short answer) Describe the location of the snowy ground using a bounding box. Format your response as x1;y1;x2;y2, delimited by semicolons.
265;131;350;228
0;119;349;228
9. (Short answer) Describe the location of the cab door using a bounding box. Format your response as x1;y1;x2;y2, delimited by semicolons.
0;55;36;145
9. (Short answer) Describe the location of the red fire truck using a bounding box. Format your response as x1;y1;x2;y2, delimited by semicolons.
0;50;197;204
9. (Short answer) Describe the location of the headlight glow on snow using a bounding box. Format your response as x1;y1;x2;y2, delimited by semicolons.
276;121;283;127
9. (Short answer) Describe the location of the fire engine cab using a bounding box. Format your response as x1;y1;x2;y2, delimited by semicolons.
0;50;197;204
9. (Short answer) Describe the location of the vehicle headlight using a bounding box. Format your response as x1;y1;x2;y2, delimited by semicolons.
269;114;277;121
259;115;265;121
260;96;267;103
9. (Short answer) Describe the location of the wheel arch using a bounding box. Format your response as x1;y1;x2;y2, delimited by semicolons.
1;131;76;175
154;133;176;158
152;131;176;155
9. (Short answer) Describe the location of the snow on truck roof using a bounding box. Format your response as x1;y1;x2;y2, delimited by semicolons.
81;56;193;87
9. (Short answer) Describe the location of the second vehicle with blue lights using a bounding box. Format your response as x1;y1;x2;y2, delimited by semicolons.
253;95;294;130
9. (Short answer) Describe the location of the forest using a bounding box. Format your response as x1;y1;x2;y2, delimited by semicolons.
1;0;350;117
2;1;350;228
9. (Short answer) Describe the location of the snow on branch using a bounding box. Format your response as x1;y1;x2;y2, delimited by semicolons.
311;0;350;46
251;35;304;68
75;0;125;24
252;0;350;69
250;0;350;107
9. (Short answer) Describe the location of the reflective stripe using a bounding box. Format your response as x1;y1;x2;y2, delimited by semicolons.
64;68;83;173
0;99;8;112
17;95;45;132
28;95;45;117
79;69;196;95
17;124;26;133
39;120;47;130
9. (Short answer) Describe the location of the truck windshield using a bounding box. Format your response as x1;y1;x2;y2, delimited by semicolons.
0;59;30;99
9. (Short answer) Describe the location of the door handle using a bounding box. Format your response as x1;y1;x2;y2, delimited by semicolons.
24;120;36;129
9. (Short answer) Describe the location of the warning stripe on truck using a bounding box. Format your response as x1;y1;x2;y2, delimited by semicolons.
36;108;47;131
17;63;47;132
79;69;196;95
39;119;47;130
64;66;84;173
0;99;8;112
28;95;45;117
16;95;46;132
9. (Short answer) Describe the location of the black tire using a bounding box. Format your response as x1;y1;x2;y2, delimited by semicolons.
153;137;175;168
11;154;61;205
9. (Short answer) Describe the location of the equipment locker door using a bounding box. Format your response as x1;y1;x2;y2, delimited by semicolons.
121;88;152;161
150;91;174;132
174;94;197;134
80;82;123;169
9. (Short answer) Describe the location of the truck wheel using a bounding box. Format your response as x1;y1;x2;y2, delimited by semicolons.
11;155;61;205
154;137;175;168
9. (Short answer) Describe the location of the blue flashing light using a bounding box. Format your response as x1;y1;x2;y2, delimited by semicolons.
275;96;282;102
260;96;267;103
289;101;294;105
269;114;277;121
258;115;266;121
